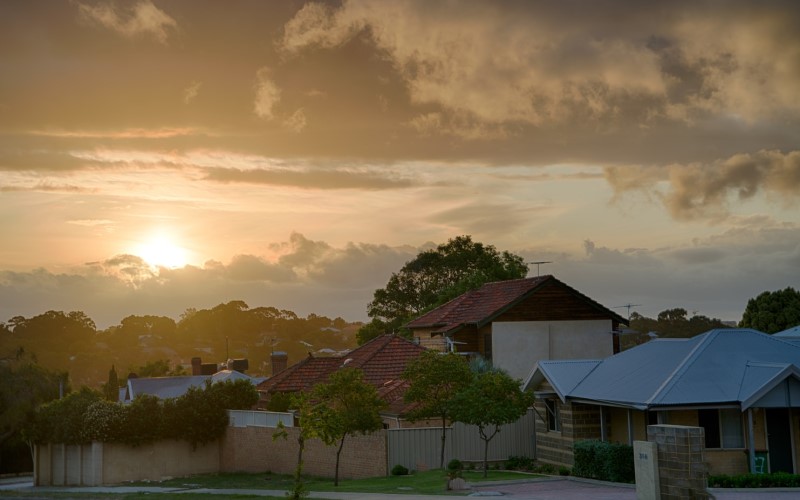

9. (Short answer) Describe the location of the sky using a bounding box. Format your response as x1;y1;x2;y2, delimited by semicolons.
1;0;799;329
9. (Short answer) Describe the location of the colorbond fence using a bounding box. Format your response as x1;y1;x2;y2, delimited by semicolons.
387;408;537;470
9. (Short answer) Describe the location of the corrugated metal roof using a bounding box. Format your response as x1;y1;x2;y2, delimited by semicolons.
775;325;800;338
536;329;800;410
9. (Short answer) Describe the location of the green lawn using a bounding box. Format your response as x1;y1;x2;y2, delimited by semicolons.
131;469;542;495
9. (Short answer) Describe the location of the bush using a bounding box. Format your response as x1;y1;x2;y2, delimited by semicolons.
447;459;464;472
572;440;634;483
505;455;535;470
391;464;409;476
559;466;571;476
709;472;800;488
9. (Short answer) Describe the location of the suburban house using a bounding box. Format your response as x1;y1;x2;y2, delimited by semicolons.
123;369;264;403
256;333;427;427
406;275;628;380
525;328;800;475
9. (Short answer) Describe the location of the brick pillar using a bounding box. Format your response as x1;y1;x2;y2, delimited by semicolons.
647;424;708;500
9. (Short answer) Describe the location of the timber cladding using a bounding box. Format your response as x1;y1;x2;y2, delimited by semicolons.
496;281;617;323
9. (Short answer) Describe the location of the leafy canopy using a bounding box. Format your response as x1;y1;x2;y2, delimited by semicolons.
359;235;527;343
402;351;473;469
450;370;533;477
305;368;385;486
740;287;800;334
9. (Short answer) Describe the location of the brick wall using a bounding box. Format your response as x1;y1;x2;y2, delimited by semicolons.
221;426;387;480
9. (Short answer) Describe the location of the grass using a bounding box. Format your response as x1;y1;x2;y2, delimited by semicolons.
0;470;542;498
129;469;541;495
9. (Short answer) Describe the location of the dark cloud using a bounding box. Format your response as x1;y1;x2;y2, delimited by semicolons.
605;150;800;221
225;254;296;282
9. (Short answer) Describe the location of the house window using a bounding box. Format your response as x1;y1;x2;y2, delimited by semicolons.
699;409;744;449
483;333;493;362
545;399;561;432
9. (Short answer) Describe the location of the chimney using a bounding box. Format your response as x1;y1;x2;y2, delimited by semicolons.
191;357;202;376
271;351;288;375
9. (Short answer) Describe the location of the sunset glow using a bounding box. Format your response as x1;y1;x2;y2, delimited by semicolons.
0;1;798;328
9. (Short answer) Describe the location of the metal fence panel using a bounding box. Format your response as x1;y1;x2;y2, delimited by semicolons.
387;409;536;471
227;410;293;428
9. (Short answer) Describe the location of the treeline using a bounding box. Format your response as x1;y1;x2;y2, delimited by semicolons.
0;301;359;388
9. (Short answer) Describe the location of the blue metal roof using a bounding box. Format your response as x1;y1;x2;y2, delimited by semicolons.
532;329;800;410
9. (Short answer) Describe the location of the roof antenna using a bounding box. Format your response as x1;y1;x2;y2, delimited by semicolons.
613;304;642;321
527;261;552;277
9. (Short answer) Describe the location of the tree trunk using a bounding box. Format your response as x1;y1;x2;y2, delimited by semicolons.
483;437;489;478
335;434;347;486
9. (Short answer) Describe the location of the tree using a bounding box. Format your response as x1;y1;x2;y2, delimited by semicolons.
0;350;66;469
740;287;800;334
103;365;119;401
450;371;533;477
625;308;729;349
360;236;527;343
402;351;473;469
306;368;385;486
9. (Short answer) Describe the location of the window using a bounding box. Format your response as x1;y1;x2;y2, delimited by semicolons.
698;409;744;449
545;399;561;432
483;333;493;362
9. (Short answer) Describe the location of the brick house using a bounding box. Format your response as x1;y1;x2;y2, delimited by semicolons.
406;275;628;381
524;329;800;475
256;334;427;428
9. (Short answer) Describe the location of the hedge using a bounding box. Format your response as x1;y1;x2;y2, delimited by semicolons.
31;379;258;448
709;472;800;488
572;440;635;483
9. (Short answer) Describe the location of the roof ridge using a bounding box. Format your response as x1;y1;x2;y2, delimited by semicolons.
646;331;714;405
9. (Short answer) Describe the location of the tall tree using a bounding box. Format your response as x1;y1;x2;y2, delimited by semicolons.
360;236;527;343
450;371;533;477
103;365;119;401
0;350;66;468
402;351;473;469
740;287;800;334
306;368;385;486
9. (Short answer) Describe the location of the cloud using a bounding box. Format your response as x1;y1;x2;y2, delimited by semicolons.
225;254;297;282
605;150;800;220
183;81;202;104
67;219;114;227
428;201;551;237
280;1;800;135
77;0;177;44
26;127;208;139
283;108;307;133
254;67;281;120
202;165;417;190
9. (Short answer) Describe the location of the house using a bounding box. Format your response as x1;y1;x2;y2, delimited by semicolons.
123;369;264;403
524;328;800;475
406;275;628;380
256;333;427;427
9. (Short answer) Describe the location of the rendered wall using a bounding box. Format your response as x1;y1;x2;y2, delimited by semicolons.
221;426;387;479
493;319;613;381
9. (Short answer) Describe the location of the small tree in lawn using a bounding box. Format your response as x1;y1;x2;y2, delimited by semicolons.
273;392;314;500
308;368;385;486
450;371;533;477
402;351;473;469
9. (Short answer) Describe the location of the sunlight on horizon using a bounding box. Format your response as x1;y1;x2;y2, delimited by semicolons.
131;233;189;269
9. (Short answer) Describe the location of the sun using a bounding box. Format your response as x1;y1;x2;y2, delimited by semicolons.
134;234;188;269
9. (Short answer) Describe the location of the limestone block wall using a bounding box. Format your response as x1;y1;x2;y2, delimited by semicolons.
647;425;708;500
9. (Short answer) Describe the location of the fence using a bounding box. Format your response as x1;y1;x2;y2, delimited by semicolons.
387;408;537;470
227;410;293;428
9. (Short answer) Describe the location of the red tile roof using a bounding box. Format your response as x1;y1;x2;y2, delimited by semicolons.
405;275;626;334
256;334;427;399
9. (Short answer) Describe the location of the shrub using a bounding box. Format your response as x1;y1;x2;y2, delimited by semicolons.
447;459;464;472
709;472;800;488
572;440;634;483
505;455;535;470
559;466;571;476
391;464;409;476
535;463;556;474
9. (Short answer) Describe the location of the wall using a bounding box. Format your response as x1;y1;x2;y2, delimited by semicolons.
35;441;219;486
533;396;602;467
607;407;648;444
221;426;387;479
493;320;612;381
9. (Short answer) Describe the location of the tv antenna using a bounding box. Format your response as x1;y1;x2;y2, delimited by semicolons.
614;304;642;320
527;261;552;277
